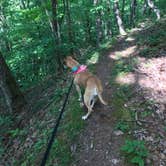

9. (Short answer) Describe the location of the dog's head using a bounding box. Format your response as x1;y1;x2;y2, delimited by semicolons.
64;56;79;69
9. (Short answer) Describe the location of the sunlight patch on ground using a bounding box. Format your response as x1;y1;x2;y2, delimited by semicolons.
137;57;166;103
115;72;136;85
87;52;99;64
125;37;135;42
109;45;137;60
114;55;166;103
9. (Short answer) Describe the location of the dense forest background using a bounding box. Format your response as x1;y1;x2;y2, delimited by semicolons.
0;0;166;165
1;0;165;91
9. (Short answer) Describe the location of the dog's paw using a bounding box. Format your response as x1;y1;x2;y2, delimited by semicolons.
82;115;88;120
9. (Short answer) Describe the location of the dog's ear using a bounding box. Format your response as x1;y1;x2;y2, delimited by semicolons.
67;56;73;60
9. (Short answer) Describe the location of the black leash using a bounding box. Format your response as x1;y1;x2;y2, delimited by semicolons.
40;78;74;166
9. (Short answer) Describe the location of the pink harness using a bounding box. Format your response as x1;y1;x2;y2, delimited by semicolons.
73;65;87;75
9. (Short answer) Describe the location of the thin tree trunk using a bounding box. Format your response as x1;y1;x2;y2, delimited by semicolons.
50;0;63;70
121;0;125;20
41;0;63;70
0;81;13;113
94;0;103;47
114;0;126;35
50;0;61;43
86;15;92;43
0;51;25;113
143;0;148;14
44;7;55;35
20;0;26;9
146;0;160;20
130;0;137;27
0;8;12;52
106;0;113;38
65;0;74;53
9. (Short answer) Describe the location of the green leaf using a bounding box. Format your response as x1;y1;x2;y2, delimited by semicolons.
131;156;144;166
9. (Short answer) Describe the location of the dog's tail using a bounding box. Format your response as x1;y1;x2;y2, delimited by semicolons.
98;93;107;105
96;79;107;105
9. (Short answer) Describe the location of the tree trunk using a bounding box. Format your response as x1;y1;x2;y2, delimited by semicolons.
65;0;74;53
50;0;63;70
94;0;103;47
121;0;125;20
50;0;61;43
85;15;92;43
0;7;12;52
146;0;160;20
114;0;126;35
143;0;148;14
130;0;137;27
20;0;26;9
106;0;113;38
0;51;25;113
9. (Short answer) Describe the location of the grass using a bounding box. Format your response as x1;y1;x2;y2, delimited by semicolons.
28;92;84;166
121;139;149;166
0;77;85;166
136;18;166;58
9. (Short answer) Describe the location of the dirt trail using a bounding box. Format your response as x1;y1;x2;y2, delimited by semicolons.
72;36;132;166
72;20;166;166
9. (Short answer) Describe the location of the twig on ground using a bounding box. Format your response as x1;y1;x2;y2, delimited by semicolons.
135;111;142;125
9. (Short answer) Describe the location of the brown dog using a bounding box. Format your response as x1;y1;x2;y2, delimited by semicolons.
65;56;107;120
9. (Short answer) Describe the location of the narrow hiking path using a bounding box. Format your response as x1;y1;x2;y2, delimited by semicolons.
72;19;166;166
71;36;133;166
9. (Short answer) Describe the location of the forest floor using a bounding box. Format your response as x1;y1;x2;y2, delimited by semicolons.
1;18;166;166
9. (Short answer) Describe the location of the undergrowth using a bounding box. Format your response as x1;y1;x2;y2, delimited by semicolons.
110;18;166;165
24;90;84;166
121;140;148;166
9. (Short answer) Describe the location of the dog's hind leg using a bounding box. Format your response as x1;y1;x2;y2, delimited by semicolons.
82;92;94;120
90;95;97;108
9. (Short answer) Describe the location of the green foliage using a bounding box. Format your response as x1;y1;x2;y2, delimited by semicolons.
8;128;26;138
47;94;84;166
121;139;149;166
15;91;84;165
115;121;130;132
113;58;138;74
0;0;165;90
0;115;13;127
137;19;166;58
116;85;133;99
140;110;152;118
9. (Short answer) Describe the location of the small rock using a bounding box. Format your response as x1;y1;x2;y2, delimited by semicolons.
145;136;153;142
111;159;120;165
114;130;124;136
90;141;94;149
160;153;166;160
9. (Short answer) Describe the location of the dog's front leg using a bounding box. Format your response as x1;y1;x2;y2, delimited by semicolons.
75;84;84;106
